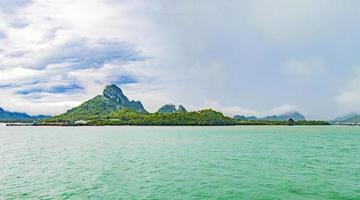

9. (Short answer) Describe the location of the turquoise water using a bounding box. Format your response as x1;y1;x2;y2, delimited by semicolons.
0;126;359;200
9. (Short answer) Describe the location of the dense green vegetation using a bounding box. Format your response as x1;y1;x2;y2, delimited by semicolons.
46;107;330;126
52;95;120;121
48;108;235;126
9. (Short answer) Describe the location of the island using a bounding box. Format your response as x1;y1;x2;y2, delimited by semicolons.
22;84;329;126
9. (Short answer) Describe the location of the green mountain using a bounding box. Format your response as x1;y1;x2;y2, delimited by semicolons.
157;104;188;113
0;107;51;121
51;84;147;121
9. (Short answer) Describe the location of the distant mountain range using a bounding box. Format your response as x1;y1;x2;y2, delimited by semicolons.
0;107;50;121
234;111;305;121
263;111;306;121
233;115;257;121
0;84;336;126
332;113;360;123
46;85;327;126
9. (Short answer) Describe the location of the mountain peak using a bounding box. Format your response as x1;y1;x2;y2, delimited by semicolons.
178;105;187;113
52;84;147;120
158;104;177;113
0;107;4;112
157;104;188;113
103;84;129;103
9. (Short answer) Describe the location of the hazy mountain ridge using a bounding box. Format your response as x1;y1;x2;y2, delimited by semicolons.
234;111;305;121
233;115;257;121
262;111;305;121
157;104;187;113
332;113;360;123
0;107;51;121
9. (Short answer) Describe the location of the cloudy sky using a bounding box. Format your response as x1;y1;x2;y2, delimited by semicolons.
0;0;360;120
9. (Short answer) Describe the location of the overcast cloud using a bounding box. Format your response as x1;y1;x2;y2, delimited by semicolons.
0;0;360;120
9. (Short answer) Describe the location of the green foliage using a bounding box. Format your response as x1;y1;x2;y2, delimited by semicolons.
48;96;116;122
47;106;330;126
293;120;331;125
46;107;328;126
48;108;235;126
93;108;234;126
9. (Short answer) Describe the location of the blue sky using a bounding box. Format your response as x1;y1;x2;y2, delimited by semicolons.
0;0;360;120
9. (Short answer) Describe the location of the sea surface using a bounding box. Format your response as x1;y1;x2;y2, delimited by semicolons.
0;126;359;200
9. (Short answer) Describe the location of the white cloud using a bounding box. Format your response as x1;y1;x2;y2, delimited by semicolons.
266;105;301;116
0;61;155;115
198;100;301;118
0;0;159;115
201;100;260;117
0;67;44;83
249;0;347;42
0;88;81;115
282;57;325;79
0;0;358;119
336;73;360;110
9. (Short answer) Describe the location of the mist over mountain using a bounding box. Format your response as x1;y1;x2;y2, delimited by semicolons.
234;111;306;121
262;111;305;121
157;104;187;114
332;113;360;123
233;115;257;121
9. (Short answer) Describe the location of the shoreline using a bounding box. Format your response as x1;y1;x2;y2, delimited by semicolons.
5;123;334;127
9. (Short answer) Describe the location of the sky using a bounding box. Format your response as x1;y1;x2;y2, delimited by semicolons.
0;0;360;120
